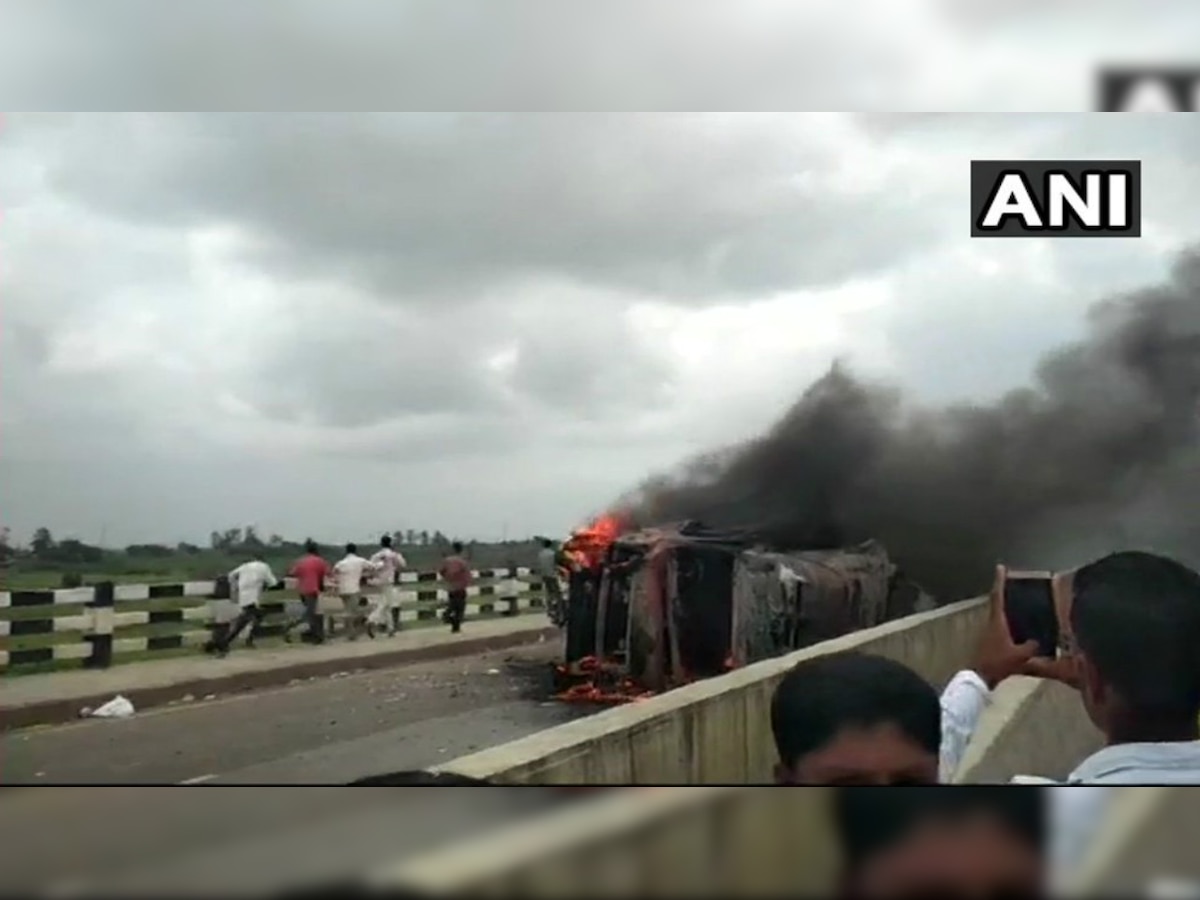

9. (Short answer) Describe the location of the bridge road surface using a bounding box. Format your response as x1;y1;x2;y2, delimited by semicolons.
1;641;592;785
1;641;601;892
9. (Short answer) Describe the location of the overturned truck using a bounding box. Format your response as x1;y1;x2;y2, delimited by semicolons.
559;521;931;698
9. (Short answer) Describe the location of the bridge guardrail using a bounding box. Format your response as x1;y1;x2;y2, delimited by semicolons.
0;567;548;674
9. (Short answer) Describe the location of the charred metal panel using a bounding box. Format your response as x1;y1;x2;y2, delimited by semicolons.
670;546;736;681
625;560;666;692
731;553;800;666
564;568;601;665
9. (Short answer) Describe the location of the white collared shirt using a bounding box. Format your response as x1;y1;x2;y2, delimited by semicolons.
333;553;376;595
229;560;279;608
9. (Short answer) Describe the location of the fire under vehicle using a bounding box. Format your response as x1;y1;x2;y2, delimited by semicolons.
555;520;932;702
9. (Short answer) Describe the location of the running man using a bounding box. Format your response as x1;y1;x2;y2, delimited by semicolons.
439;542;473;634
211;552;279;656
284;540;330;644
366;534;408;638
332;543;378;641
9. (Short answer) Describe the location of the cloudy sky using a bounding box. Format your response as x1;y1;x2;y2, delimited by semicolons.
2;2;1200;546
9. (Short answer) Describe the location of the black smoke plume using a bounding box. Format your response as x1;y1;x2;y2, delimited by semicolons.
621;248;1200;600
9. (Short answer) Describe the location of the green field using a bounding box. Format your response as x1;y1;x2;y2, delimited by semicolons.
1;539;541;592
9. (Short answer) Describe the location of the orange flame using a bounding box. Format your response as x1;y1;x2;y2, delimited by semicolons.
563;511;628;570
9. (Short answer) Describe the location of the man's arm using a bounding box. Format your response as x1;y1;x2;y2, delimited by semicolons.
938;670;992;781
938;565;1040;782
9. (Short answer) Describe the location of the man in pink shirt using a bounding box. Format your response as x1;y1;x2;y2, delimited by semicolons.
438;542;473;634
285;540;330;645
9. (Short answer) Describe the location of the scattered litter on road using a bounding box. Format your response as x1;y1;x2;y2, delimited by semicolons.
486;668;501;675
83;695;135;719
203;694;217;701
182;694;196;703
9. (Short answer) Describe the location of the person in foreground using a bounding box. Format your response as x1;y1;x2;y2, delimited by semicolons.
771;651;942;785
940;551;1200;785
833;787;1044;899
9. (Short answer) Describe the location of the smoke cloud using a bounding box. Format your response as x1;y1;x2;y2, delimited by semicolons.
621;247;1200;600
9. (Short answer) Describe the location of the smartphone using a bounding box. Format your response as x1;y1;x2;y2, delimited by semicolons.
1003;571;1059;659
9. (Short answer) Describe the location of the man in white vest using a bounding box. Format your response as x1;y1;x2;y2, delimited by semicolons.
366;534;408;637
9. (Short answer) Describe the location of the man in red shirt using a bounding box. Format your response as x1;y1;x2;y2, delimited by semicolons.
285;539;330;644
438;541;473;634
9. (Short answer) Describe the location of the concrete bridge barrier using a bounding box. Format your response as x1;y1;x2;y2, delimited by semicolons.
439;598;990;784
440;596;1106;786
952;675;1102;784
390;602;1184;896
370;787;842;897
375;787;1194;898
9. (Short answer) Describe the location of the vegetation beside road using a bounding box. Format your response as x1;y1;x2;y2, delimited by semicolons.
1;525;544;591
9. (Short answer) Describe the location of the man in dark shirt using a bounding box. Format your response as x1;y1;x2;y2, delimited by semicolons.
438;542;473;633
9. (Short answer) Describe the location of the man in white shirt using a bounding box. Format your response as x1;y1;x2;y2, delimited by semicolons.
940;556;1200;786
333;542;378;641
211;554;279;656
366;534;408;638
939;555;1200;890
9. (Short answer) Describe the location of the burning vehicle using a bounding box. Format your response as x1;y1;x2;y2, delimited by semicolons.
554;518;932;703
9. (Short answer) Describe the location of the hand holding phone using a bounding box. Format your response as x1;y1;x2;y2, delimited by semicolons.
1002;570;1059;660
1019;569;1083;689
972;566;1041;689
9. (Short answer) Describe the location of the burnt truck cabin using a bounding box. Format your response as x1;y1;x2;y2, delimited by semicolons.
561;522;928;694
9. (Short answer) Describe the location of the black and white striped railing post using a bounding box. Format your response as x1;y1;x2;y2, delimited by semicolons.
83;581;115;669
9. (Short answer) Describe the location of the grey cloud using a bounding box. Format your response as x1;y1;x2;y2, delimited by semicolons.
0;1;944;109
244;305;506;429
506;305;676;416
28;113;940;306
6;0;1198;112
4;109;1200;548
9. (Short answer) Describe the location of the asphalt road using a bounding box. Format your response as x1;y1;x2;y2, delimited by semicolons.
0;641;602;893
0;785;595;895
2;640;588;785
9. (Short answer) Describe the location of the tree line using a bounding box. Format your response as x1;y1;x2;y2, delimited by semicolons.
0;525;543;589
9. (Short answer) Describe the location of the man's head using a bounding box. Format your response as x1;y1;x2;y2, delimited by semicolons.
834;787;1044;898
541;538;553;549
304;539;318;555
1069;551;1200;741
345;542;358;556
452;541;464;554
381;534;393;549
771;652;941;785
